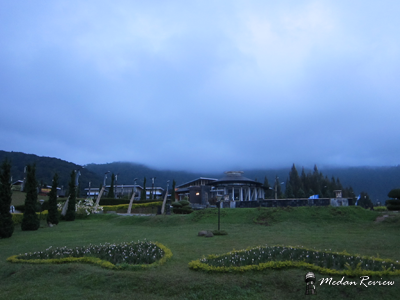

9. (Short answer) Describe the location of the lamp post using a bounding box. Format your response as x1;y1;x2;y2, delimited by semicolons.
166;180;170;214
133;178;137;198
114;173;119;198
103;171;110;187
272;177;284;199
216;197;221;231
151;177;156;200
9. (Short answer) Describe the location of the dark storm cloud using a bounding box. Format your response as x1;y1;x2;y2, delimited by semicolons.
1;0;399;172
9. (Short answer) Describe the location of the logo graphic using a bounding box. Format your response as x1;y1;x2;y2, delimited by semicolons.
305;272;317;295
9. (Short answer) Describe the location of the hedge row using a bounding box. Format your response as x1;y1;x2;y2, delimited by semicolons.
12;211;48;224
102;201;163;212
99;198;163;206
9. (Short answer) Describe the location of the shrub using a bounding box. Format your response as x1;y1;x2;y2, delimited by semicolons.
65;170;76;221
47;174;59;225
386;199;400;211
172;200;193;214
12;211;48;225
388;188;400;199
374;206;387;212
102;201;162;212
21;165;40;231
99;199;162;205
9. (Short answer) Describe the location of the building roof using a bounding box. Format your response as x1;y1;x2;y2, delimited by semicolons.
208;171;262;186
176;177;218;188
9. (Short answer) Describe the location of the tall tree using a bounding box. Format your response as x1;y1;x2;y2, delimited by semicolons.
21;164;40;231
65;170;76;221
275;176;283;199
0;159;14;238
108;173;115;198
285;182;294;198
47;173;59;225
140;177;147;200
263;176;272;199
289;164;302;197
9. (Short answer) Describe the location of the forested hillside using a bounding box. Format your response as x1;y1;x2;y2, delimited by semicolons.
0;151;101;195
1;150;398;203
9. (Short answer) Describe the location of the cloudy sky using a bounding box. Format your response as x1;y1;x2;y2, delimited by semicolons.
1;0;399;172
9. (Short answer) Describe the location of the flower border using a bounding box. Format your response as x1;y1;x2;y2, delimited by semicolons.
7;241;172;271
188;245;400;277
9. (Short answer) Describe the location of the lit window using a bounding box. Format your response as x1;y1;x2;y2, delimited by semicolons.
196;192;200;196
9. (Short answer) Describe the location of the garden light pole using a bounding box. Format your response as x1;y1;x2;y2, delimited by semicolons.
103;171;110;187
133;178;137;196
151;177;156;200
115;173;119;198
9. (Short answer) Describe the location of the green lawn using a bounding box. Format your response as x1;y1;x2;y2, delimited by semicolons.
1;206;399;299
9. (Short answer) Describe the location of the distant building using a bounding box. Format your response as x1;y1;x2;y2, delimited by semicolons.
176;177;218;203
175;171;264;205
209;171;265;201
84;185;166;200
85;185;143;199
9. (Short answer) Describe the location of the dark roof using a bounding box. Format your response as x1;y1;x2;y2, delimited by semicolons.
176;177;218;188
208;171;262;186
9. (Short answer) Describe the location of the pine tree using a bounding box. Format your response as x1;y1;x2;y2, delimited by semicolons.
285;182;294;198
108;173;115;198
21;164;40;231
47;173;59;225
300;168;308;193
140;177;146;200
289;164;302;197
263;176;272;199
0;159;14;238
298;188;306;198
65;170;76;221
275;176;283;199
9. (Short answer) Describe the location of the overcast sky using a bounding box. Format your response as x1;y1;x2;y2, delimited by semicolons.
1;0;399;173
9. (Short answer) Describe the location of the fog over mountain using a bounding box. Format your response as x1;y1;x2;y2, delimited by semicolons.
2;150;398;203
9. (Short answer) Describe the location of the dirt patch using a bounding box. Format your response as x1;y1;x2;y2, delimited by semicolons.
375;214;389;222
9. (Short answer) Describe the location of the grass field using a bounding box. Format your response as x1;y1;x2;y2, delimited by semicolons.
1;206;399;299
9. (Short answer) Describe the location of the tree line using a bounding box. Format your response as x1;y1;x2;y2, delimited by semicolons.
262;164;356;199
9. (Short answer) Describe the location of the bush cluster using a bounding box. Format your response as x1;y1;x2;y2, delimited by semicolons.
12;211;48;224
102;201;162;212
386;199;400;211
99;199;164;206
171;200;193;214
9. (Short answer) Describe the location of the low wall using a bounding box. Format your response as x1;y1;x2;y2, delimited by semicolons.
227;198;338;208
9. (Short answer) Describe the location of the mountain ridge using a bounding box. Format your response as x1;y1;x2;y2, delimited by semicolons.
1;150;398;202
